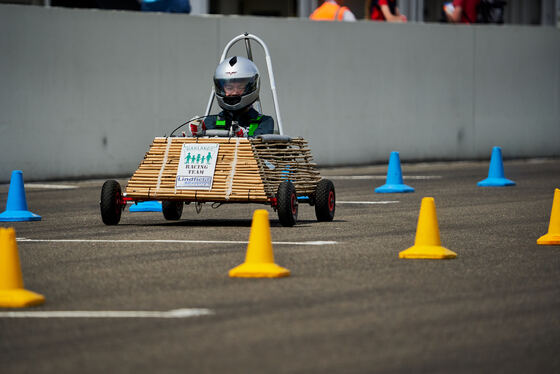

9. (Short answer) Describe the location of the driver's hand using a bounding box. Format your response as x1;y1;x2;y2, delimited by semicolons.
188;120;206;137
234;126;249;137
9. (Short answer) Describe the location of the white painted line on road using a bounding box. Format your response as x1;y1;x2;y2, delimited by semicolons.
274;241;337;245
23;183;78;189
403;175;442;180
337;201;399;205
0;308;213;319
329;175;387;180
17;238;337;246
329;175;441;180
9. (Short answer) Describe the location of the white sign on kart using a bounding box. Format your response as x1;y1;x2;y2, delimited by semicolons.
176;143;220;190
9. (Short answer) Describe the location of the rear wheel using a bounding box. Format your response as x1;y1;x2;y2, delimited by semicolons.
277;181;298;227
162;200;183;220
314;179;335;222
100;180;123;225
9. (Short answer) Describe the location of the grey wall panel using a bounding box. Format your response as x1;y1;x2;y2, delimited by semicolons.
0;5;219;181
0;4;558;182
219;19;477;164
474;26;560;158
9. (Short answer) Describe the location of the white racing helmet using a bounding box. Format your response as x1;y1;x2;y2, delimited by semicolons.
213;56;260;112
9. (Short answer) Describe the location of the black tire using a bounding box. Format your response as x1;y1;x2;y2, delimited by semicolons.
100;180;123;225
162;200;183;220
314;179;335;222
277;181;298;227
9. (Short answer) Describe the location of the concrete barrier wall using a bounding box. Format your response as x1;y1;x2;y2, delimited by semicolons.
1;4;558;181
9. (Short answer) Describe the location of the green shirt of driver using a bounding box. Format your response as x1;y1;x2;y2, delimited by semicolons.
203;107;274;136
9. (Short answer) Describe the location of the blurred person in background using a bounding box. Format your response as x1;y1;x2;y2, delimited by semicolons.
309;0;356;21
365;0;407;22
140;0;191;13
444;0;480;23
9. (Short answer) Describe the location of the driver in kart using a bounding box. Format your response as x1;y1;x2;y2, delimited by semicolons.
190;56;275;137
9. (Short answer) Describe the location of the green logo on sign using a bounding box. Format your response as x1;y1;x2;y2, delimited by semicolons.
184;152;213;165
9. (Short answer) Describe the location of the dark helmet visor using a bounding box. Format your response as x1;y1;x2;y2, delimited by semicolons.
214;76;258;97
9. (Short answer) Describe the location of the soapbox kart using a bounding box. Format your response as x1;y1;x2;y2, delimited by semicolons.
100;33;335;227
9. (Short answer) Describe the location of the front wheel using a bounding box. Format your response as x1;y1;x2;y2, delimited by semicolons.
162;200;183;220
100;180;123;225
277;181;298;227
314;179;335;222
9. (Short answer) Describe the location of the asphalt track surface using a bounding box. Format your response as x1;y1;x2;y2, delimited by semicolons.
1;159;559;374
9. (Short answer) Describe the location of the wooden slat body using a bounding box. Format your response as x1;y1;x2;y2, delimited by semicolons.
125;136;321;203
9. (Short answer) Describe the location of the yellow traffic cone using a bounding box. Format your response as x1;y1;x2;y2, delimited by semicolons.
537;188;560;245
229;210;290;278
399;197;457;259
0;227;45;307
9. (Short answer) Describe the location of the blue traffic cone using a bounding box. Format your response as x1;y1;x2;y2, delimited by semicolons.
0;171;41;222
375;151;415;193
477;146;516;187
129;201;162;212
